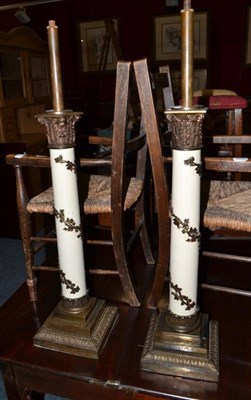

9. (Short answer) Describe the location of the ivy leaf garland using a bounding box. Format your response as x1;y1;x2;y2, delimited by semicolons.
54;155;77;173
54;208;83;239
60;271;80;294
170;208;200;243
170;279;195;311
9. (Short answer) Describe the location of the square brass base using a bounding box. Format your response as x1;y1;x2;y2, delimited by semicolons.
34;297;118;359
141;311;219;382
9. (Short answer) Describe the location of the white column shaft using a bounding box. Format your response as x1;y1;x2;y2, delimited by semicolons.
50;148;87;299
169;149;201;316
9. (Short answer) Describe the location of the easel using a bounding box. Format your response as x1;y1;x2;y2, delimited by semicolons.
94;20;123;127
97;19;123;83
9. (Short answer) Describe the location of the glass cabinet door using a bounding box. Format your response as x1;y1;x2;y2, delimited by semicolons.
30;54;50;99
0;52;24;100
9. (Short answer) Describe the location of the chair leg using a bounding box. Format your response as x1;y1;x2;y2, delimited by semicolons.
234;109;243;182
228;108;243;180
233;108;243;157
15;166;37;301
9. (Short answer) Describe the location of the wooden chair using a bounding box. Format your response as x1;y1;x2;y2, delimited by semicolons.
5;154;55;302
202;134;251;296
6;60;154;307
193;90;247;144
81;60;154;306
134;58;171;309
194;89;247;168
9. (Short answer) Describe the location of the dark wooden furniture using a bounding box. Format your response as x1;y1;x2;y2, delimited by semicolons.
0;135;49;238
82;61;154;307
0;27;50;142
1;251;251;400
202;135;251;295
193;91;247;146
0;26;51;239
134;59;170;309
150;64;174;113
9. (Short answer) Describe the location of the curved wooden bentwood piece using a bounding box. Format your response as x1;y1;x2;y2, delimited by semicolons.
134;58;170;309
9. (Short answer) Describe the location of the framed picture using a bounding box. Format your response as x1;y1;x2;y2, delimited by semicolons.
170;68;207;103
245;6;251;66
79;19;118;72
154;12;208;62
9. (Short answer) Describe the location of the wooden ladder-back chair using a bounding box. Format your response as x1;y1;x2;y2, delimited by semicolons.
193;89;247;148
202;134;251;296
6;60;154;307
134;58;170;309
194;89;247;176
5;154;55;301
80;60;154;306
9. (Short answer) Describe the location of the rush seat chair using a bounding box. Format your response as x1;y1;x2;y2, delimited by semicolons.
194;89;247;160
202;134;251;296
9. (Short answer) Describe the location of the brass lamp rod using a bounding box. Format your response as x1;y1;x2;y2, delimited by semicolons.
181;0;194;109
184;0;191;9
0;0;64;11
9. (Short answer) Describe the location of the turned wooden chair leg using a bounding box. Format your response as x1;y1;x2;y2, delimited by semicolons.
232;108;243;180
15;165;37;301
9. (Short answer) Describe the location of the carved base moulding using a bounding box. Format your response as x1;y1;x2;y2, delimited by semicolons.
141;311;219;382
34;298;118;359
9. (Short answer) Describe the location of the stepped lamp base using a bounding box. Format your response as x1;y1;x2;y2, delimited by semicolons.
141;311;219;382
34;297;118;359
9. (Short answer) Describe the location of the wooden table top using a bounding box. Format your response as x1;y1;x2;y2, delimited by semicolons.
0;263;251;400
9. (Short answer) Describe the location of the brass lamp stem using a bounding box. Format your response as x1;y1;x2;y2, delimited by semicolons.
184;0;191;9
47;20;64;112
181;1;194;109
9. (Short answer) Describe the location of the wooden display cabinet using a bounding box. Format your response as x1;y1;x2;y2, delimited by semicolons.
0;26;52;238
0;26;51;141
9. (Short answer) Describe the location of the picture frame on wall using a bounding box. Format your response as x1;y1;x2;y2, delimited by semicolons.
245;5;251;66
170;68;207;103
154;12;208;63
79;19;118;72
